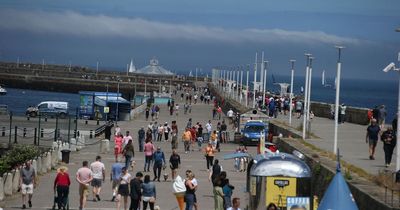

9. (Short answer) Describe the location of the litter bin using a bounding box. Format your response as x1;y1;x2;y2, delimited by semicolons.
234;132;242;144
61;149;71;164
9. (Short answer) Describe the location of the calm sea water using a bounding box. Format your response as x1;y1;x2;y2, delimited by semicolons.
0;77;397;120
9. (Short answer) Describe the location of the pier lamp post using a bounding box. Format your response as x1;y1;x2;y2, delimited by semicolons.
382;57;400;170
306;57;314;138
289;60;296;126
240;65;244;104
263;61;268;107
302;53;312;140
246;64;250;107
261;52;265;98
334;46;344;155
116;79;121;124
253;52;258;108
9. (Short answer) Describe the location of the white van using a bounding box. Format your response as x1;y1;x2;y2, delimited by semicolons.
26;101;69;118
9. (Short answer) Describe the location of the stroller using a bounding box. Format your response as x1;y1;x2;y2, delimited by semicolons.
52;190;69;210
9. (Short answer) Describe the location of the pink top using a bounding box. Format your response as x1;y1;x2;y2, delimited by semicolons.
114;135;123;149
144;142;155;156
76;167;92;184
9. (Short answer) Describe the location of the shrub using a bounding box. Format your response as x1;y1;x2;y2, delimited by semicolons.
0;145;41;175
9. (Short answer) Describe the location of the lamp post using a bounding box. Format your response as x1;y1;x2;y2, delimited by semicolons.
246;64;250;107
306;57;314;138
302;53;312;140
240;65;244;104
289;60;296;126
116;79;120;124
263;61;268;106
261;52;265;97
253;52;258;108
334;46;344;155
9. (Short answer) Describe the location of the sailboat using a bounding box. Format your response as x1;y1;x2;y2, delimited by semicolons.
128;59;136;73
322;70;332;88
334;76;337;90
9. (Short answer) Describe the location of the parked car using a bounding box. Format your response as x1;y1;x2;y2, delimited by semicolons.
26;101;69;118
241;120;268;146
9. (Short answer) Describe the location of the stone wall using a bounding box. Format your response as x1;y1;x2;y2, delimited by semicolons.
310;101;370;125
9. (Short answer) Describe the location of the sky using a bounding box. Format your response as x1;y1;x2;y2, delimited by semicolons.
0;0;399;80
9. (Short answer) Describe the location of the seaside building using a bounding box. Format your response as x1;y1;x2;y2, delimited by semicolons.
135;58;174;75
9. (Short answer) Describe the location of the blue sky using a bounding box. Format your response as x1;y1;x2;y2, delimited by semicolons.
0;0;399;80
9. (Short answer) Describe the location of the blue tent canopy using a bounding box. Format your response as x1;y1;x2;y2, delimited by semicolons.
318;171;359;210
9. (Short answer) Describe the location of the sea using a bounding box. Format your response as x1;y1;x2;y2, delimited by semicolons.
0;76;397;121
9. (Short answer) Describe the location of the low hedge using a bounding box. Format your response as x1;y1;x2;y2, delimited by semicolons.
0;145;41;175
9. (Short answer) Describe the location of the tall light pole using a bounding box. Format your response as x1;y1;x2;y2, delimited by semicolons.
253;52;258;108
289;60;296;126
240;66;244;104
261;51;265;96
333;46;344;155
116;80;120;124
246;64;250;107
96;61;99;76
306;57;314;138
237;66;240;101
302;53;311;140
263;61;268;106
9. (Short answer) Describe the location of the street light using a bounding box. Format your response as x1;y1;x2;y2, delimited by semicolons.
334;46;345;155
306;57;314;138
383;57;400;170
246;64;250;107
302;53;312;140
253;52;258;108
289;60;296;126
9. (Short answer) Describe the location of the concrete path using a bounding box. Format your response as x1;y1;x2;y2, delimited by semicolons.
271;113;394;176
2;87;253;210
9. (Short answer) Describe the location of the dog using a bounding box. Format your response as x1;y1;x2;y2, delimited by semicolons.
163;173;169;181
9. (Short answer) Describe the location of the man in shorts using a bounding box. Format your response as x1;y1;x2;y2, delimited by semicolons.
366;119;381;160
76;161;93;210
19;161;36;209
110;160;124;201
90;156;105;202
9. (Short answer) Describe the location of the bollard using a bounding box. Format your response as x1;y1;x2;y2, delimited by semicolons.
1;127;4;137
44;116;47;122
85;120;88;125
90;130;93;139
40;128;44;138
14;126;17;144
27;116;30;121
57;129;60;138
97;119;99;125
23;128;26;138
77;131;80;137
74;130;77;138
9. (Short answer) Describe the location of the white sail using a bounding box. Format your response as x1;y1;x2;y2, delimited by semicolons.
322;70;325;86
128;59;136;73
334;76;337;90
189;70;193;77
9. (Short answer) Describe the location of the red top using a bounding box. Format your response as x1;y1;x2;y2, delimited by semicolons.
54;172;71;188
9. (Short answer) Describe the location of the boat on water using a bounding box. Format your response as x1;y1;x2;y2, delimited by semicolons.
322;70;332;88
0;85;6;95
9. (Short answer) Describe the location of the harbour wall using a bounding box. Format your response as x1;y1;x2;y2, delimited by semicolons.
208;84;396;210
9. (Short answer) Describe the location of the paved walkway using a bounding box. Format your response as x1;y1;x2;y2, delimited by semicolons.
271;112;394;175
3;87;253;210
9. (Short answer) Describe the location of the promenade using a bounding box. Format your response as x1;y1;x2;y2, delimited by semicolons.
2;87;253;209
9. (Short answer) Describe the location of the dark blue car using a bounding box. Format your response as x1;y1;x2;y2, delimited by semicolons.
241;120;268;146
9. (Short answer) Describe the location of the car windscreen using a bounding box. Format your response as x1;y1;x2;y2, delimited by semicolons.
244;125;264;132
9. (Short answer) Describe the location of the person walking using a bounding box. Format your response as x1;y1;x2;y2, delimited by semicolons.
164;122;171;141
122;139;135;170
171;132;178;150
54;166;70;210
366;119;381;160
205;143;215;171
142;175;157;210
169;149;181;181
209;159;222;186
153;147;166;182
105;121;112;140
138;127;145;152
222;179;235;209
145;107;150;121
123;131;133;148
110;161;124;202
381;127;396;167
152;122;158;143
157;124;164;142
213;178;224;210
19;161;36;209
130;172;143;210
76;161;93;210
184;172;196;210
116;167;131;210
90;156;106;202
144;139;155;172
114;133;124;162
182;128;192;154
340;103;347;123
379;105;387;129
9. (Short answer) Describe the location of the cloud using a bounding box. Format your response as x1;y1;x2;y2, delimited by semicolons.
0;9;360;45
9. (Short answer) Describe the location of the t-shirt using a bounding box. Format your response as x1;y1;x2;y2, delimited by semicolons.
90;161;105;179
111;163;124;181
76;167;92;183
367;125;381;140
191;178;198;186
21;166;35;185
144;143;155;156
206;123;212;133
120;173;131;185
